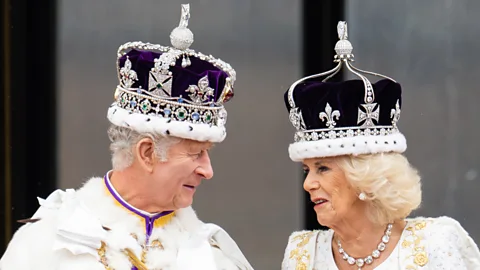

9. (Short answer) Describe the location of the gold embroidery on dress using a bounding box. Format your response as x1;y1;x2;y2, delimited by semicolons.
403;220;429;269
289;231;316;270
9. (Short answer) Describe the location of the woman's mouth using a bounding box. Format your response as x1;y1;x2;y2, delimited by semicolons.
312;198;328;206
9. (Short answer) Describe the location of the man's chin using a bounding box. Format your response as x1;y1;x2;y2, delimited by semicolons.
175;197;194;209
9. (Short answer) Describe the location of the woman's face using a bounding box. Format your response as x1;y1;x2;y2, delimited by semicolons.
302;157;360;227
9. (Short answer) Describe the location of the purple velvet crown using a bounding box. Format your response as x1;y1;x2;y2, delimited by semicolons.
285;78;407;161
285;21;407;161
107;4;236;143
284;79;402;130
117;49;234;104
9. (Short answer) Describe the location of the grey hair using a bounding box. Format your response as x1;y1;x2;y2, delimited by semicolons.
107;124;181;171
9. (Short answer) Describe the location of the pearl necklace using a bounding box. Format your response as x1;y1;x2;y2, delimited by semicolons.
337;223;393;269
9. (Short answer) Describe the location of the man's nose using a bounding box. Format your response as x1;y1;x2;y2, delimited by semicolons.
195;151;214;179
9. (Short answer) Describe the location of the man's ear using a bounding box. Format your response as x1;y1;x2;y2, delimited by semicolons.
135;138;155;173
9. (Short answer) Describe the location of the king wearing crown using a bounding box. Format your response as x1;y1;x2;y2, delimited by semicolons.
1;4;253;270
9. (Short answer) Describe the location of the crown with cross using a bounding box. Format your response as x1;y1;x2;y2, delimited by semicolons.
107;4;236;143
284;21;407;161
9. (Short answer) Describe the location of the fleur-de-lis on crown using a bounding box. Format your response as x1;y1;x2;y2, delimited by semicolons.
185;75;214;104
119;57;138;88
390;100;401;129
319;103;341;130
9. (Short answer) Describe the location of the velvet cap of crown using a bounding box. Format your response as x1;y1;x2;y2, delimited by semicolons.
284;21;406;161
108;4;235;143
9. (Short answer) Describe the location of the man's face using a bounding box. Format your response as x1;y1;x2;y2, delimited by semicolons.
151;139;214;210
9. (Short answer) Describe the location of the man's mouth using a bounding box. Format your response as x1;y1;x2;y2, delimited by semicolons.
183;185;195;190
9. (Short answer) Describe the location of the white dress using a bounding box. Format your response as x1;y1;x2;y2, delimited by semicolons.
282;216;480;270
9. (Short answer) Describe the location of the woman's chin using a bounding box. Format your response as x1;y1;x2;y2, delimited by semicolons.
316;217;332;228
315;211;335;227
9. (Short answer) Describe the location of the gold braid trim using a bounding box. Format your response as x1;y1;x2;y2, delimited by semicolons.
123;248;148;270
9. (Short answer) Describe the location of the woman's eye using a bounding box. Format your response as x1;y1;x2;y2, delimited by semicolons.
318;166;330;172
302;168;310;174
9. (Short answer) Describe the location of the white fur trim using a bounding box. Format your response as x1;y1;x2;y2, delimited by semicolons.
0;177;253;269
288;132;407;161
107;104;226;143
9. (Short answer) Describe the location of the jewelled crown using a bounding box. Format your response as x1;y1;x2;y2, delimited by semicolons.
284;21;406;161
107;4;235;143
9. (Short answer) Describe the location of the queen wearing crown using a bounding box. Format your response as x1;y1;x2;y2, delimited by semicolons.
281;22;480;270
1;4;253;270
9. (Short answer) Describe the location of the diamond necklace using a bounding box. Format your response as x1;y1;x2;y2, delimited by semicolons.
337;223;393;269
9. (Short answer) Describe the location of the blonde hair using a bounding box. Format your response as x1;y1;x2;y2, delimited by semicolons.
334;153;422;225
